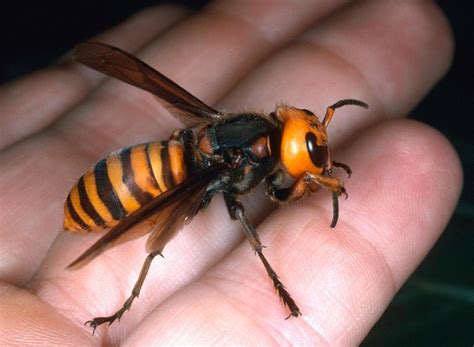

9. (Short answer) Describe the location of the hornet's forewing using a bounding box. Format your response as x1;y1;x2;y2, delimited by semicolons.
73;42;221;126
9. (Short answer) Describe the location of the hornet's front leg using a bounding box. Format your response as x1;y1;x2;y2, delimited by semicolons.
266;170;315;203
304;172;348;228
224;193;301;319
331;161;352;178
266;169;347;227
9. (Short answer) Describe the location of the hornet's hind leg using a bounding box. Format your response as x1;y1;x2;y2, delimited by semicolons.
224;193;301;318
85;250;161;334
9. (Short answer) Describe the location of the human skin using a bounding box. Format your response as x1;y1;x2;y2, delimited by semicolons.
0;1;461;345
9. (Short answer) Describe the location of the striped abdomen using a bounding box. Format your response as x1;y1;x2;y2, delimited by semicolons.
64;140;188;231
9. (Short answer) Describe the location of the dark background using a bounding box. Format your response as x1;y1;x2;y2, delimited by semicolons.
1;1;472;345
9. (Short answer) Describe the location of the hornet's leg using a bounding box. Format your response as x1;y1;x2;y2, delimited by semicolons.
304;173;347;228
331;161;352;178
266;170;347;228
85;251;161;334
224;193;301;319
266;170;321;203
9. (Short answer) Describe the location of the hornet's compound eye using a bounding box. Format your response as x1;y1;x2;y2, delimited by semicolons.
305;132;328;168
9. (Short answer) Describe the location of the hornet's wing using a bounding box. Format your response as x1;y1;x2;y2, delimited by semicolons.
73;41;221;126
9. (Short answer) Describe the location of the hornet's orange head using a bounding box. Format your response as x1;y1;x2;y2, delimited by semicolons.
275;105;332;178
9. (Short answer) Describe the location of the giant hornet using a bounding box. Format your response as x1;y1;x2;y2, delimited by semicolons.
64;42;368;332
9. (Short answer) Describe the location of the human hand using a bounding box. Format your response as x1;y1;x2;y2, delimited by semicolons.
0;1;461;345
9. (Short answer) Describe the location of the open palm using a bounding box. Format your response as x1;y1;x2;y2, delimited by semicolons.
0;1;461;345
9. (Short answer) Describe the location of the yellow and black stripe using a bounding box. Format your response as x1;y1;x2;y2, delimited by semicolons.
64;140;188;231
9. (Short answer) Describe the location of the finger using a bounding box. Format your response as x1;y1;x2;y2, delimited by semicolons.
221;0;453;144
0;5;188;150
0;281;93;345
0;0;347;287
124;119;462;345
